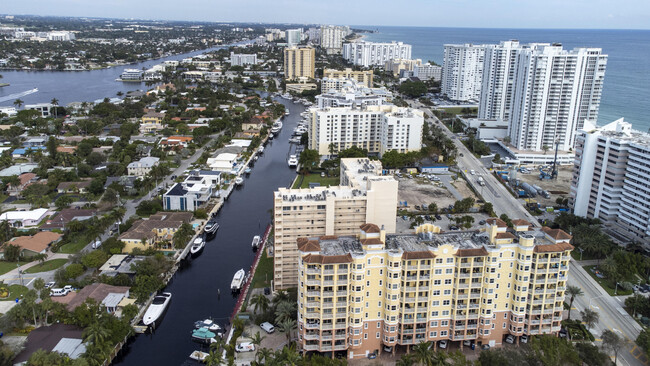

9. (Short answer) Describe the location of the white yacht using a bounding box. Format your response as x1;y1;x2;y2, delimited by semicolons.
251;235;261;249
258;146;264;154
270;121;283;134
189;351;209;362
142;292;172;325
288;155;298;168
203;221;219;238
231;269;246;292
235;177;244;186
190;237;205;255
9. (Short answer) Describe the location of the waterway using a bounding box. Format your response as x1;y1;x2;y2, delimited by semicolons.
111;98;302;366
0;47;225;107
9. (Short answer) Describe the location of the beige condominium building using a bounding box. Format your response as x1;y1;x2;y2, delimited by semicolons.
323;68;374;88
296;218;572;359
284;46;315;80
273;158;398;289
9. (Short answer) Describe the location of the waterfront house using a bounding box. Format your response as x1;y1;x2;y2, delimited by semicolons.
99;254;146;277
56;283;131;313
1;231;62;258
206;153;239;172
163;175;213;211
127;157;160;177
118;212;193;252
0;208;50;227
12;324;86;364
139;111;166;133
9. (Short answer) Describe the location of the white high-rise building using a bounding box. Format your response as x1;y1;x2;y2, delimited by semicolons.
320;25;350;54
286;29;302;47
441;44;486;102
507;44;607;151
308;105;423;156
478;40;522;122
317;79;391;109
342;41;411;67
229;52;257;66
413;63;442;81
570;118;650;244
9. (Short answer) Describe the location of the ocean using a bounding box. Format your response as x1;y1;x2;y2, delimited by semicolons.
360;26;650;132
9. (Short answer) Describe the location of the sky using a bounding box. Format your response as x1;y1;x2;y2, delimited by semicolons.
3;0;650;29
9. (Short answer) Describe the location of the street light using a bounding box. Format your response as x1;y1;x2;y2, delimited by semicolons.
577;248;584;261
614;282;621;295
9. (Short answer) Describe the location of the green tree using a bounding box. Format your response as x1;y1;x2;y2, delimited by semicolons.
529;334;580;366
172;222;195;249
565;285;583;320
81;250;109;269
250;293;270;315
2;243;21;262
274;301;296;324
399;80;427;98
580;308;599;329
13;99;23;109
636;329;650;354
65;263;85;279
601;329;625;365
276;318;296;342
298;149;319;173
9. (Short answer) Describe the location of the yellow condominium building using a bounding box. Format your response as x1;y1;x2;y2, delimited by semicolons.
323;68;374;88
296;218;573;359
284;46;315;80
273;158;398;289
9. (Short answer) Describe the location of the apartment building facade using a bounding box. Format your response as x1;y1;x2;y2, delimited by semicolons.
508;44;607;151
413;63;442;82
284;46;315;80
316;80;391;109
297;219;572;359
307;105;424;157
323;68;374;88
441;44;486;102
320;25;351;54
570;118;650;244
273;159;398;289
342;41;412;67
229;52;257;66
478;40;522;123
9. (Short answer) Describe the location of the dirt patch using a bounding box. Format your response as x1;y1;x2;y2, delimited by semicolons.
516;166;573;207
397;178;457;210
451;181;480;202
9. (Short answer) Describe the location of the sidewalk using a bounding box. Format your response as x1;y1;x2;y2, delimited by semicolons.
0;252;70;285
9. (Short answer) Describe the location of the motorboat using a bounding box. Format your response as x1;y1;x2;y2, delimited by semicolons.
189;350;209;362
258;146;264;154
194;319;224;334
142;292;172;325
270;121;282;134
190;237;205;255
231;269;246;292
288;155;298;168
289;137;301;144
251;235;261;249
284;110;290;115
192;327;219;344
203;221;219;238
244;167;252;175
253;156;259;162
234;177;244;186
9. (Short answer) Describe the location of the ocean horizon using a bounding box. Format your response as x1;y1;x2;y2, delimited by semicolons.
357;26;650;132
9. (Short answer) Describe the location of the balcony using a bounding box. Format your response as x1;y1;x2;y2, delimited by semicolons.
460;263;472;268
321;335;333;341
303;344;319;351
304;333;319;340
307;291;320;297
305;323;320;329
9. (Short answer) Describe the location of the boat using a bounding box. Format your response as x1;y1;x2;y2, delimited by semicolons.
142;292;172;325
253;156;259;162
203;221;219;237
251;235;261;249
258;146;264;154
244;167;252;175
231;269;246;292
289;137;301;144
270;121;283;134
190;237;205;255
194;319;224;334
284;110;290;115
288;155;298;168
189;350;209;362
191;327;218;344
235;177;244;186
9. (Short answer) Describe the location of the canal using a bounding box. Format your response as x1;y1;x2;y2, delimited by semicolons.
112;98;303;365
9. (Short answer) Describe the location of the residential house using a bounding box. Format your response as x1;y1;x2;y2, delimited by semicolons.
7;172;38;196
55;283;131;313
118;212;193;252
140;111;166;133
0;163;38;176
1;231;62;258
104;176;137;191
206;153;239;172
13;324;86;364
0;208;50;227
12;146;47;158
56;179;92;194
40;209;97;231
159;136;193;149
127;157;160;177
56;146;77;154
163;175;213;211
99;254;146;277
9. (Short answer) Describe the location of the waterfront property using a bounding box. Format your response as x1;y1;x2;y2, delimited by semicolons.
322;68;374;89
273;158;398;289
342;41;412;67
118;212;193;253
297;219;572;358
441;43;486;102
163;175;213;212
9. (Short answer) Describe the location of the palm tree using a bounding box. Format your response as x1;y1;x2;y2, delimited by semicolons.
83;320;110;346
413;341;434;365
431;351;450;366
566;285;583;320
256;347;272;364
13;99;23;109
280;343;301;366
205;350;223;366
397;354;417;366
250;293;270;315
50;98;59;118
277;318;296;343
250;331;265;348
580;308;600;329
275;301;296;323
272;289;289;305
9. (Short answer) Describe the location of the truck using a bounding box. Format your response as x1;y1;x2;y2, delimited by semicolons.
477;177;485;186
520;182;537;197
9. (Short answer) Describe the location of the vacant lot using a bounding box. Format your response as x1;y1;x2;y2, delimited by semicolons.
516;166;572;207
398;177;458;211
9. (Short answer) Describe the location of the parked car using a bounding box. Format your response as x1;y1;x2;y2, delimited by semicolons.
45;281;56;289
435;215;442;220
92;240;102;249
470;170;476;175
260;322;275;334
236;342;255;352
481;344;490;350
449;225;459;231
439;340;448;349
478;220;486;225
463;340;472;346
520;335;529;344
383;346;393;353
367;352;377;359
50;288;69;297
505;335;515;344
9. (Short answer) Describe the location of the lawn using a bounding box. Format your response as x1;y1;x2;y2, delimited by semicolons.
24;259;68;274
250;251;273;290
437;106;478;116
292;174;340;189
0;284;29;301
0;261;28;275
583;265;633;296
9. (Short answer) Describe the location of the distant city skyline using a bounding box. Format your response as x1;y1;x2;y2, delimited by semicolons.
3;0;650;30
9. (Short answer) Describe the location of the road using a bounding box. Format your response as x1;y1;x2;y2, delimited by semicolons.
407;98;645;365
407;99;538;226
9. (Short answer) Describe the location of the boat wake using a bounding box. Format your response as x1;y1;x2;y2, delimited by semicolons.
0;88;38;103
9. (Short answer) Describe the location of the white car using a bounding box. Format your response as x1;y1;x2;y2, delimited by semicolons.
260;322;275;334
505;335;515;344
236;342;255;352
470;170;476;175
439;340;448;349
45;281;56;289
520;335;528;344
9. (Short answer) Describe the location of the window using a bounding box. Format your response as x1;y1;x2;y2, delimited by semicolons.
440;331;448;336
444;279;452;285
430;331;437;337
377;332;380;338
435;269;442;275
364;333;368;339
442;300;450;306
443;289;451;295
432;311;439;317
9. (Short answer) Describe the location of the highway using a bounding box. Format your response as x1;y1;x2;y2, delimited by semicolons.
408;99;646;365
